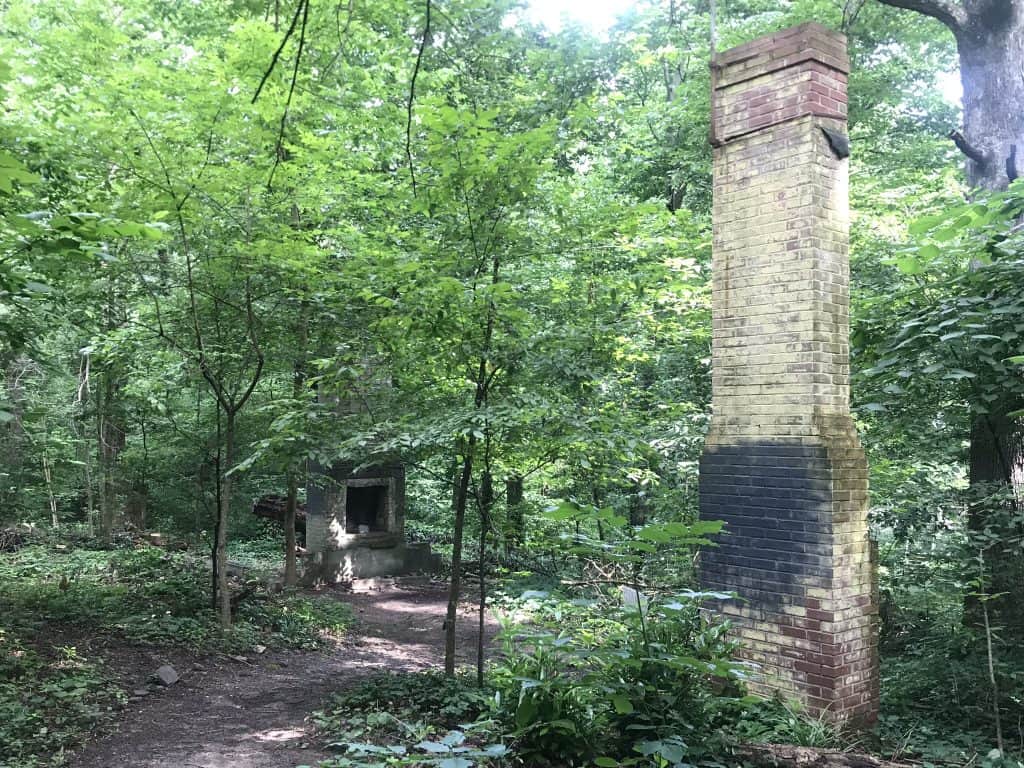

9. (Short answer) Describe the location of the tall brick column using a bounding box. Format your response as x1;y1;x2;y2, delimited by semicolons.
699;23;878;723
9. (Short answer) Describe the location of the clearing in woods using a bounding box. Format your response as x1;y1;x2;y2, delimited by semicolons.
71;584;496;768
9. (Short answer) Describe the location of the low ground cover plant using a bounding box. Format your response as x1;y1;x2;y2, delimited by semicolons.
0;540;352;652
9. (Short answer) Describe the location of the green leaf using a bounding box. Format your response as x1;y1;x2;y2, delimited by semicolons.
515;695;538;727
595;758;620;767
416;740;452;753
441;731;465;747
895;256;923;275
942;369;977;380
908;215;944;235
611;694;634;714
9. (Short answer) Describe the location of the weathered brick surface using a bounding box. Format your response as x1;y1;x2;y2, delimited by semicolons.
700;23;878;724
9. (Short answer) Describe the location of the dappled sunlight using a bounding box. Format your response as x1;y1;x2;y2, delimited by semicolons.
252;728;305;743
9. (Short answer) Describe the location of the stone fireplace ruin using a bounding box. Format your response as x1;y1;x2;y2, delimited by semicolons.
303;462;441;582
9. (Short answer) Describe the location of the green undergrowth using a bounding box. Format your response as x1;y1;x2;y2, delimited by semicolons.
0;539;353;766
0;629;123;768
308;587;853;768
312;672;496;751
0;542;353;653
227;536;292;573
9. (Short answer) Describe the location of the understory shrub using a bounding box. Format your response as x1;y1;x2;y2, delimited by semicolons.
0;542;353;652
491;590;745;767
0;630;122;768
313;671;501;767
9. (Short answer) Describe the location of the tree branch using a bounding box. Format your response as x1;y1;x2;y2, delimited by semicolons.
406;0;431;196
949;128;990;164
876;0;968;33
267;0;309;191
251;0;306;104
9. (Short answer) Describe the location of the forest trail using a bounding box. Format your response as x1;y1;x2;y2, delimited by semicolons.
72;584;496;768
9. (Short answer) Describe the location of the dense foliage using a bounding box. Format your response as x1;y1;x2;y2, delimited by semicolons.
2;0;1023;766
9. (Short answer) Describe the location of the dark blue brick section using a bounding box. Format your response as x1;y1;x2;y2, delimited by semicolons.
700;441;834;607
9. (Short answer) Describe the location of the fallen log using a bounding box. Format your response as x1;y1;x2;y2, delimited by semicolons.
251;494;306;534
732;744;914;768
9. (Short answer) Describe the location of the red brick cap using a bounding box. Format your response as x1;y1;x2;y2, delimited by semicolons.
712;22;850;89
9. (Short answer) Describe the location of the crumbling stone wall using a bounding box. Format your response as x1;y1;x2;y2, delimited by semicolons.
699;23;878;723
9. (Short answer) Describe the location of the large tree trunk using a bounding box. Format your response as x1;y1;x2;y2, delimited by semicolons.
96;370;125;544
878;0;1024;630
968;408;1024;629
955;2;1024;631
956;3;1024;191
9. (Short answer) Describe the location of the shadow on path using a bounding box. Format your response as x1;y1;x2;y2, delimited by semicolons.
71;584;496;768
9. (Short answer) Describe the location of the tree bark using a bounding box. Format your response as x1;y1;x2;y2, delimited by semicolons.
96;370;125;544
284;469;300;586
217;409;235;628
284;312;308;588
952;2;1024;630
477;469;493;686
506;475;524;547
445;438;474;674
878;0;1024;629
955;2;1024;191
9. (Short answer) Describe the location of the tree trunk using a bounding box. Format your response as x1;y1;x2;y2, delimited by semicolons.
506;475;524;547
477;469;493;686
956;5;1024;192
957;3;1024;630
42;455;58;528
445;439;475;674
284;467;300;587
2;362;27;518
967;408;1024;630
126;480;147;530
878;0;1024;629
217;409;235;628
96;370;124;545
284;306;308;588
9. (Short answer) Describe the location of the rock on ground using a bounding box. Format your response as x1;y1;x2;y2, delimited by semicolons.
71;585;495;768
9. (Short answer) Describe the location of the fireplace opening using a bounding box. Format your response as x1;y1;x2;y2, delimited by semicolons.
345;484;388;534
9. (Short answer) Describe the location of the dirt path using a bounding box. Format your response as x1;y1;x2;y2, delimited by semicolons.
72;584;496;768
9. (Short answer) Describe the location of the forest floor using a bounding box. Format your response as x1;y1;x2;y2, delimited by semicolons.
70;582;497;768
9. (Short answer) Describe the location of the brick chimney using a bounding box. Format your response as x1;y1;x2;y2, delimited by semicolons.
699;23;878;723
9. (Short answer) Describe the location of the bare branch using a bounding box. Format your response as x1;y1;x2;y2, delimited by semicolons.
231;275;266;414
252;0;306;104
876;0;968;34
949;128;990;164
267;0;310;191
406;0;432;196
